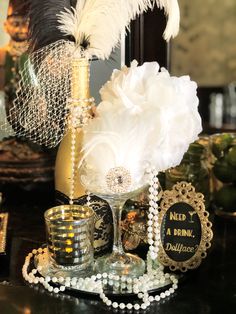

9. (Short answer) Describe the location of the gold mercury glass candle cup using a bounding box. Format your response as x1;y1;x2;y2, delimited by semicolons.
44;205;94;271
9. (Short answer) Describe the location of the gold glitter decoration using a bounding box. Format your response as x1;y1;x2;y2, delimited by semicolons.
106;167;132;193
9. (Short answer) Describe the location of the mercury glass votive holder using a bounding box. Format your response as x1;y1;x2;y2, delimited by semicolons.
44;205;94;274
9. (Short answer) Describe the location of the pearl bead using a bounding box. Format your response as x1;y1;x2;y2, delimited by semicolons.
48;286;53;292
58;277;64;283
120;283;126;289
127;303;133;310
150;252;157;259
71;279;77;286
145;300;151;306
113;275;119;281
134;304;140;310
120;276;126;282
160;292;166;298
45;276;51;282
155;295;160;301
149;200;155;207
112;302;118;309
153;215;158;221
141;304;147;310
119;303;125;309
148;213;153;219
52;277;58;283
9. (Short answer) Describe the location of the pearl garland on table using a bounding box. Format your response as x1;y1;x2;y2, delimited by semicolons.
22;166;179;310
22;248;178;310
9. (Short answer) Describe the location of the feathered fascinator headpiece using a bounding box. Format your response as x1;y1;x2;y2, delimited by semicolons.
80;61;202;194
1;0;180;147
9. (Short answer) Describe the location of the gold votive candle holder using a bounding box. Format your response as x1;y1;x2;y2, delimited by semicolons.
44;205;94;271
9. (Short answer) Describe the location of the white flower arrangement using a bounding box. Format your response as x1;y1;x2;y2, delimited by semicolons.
82;60;202;191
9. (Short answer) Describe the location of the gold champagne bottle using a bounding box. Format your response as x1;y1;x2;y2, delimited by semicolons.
55;58;112;255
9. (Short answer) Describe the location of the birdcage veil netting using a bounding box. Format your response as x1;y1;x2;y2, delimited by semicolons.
0;40;75;148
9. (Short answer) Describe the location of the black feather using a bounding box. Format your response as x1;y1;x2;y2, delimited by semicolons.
29;0;77;52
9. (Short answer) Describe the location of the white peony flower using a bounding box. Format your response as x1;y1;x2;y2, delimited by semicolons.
100;60;160;114
82;60;202;191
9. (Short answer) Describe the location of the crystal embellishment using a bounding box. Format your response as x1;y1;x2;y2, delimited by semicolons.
106;167;132;193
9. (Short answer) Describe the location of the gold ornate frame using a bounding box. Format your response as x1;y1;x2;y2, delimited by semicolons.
158;181;213;272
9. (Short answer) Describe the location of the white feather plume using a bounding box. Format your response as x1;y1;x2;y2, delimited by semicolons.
80;61;202;193
57;0;180;60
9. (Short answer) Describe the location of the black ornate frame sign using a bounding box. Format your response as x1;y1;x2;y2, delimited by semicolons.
158;182;213;272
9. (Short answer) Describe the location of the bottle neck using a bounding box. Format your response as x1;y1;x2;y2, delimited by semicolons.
71;58;90;101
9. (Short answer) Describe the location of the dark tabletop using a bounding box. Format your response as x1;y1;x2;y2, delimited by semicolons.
0;185;235;314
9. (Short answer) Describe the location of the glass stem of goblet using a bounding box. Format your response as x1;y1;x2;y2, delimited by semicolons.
109;198;126;255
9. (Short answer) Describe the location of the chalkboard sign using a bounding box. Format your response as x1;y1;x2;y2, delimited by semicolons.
158;182;213;272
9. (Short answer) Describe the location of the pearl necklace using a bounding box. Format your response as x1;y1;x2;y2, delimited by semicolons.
146;167;161;264
68;97;94;205
22;166;179;310
22;248;178;310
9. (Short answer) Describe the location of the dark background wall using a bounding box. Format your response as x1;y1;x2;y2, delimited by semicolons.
127;8;235;134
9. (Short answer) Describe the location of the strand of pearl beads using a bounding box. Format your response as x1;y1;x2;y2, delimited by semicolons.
147;167;160;263
22;248;178;311
69;123;76;205
68;97;94;205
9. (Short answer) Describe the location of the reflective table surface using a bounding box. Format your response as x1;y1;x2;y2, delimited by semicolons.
0;186;235;314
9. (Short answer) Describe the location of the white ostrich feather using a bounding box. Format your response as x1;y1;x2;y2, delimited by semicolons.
159;0;180;40
80;61;202;193
57;0;180;59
